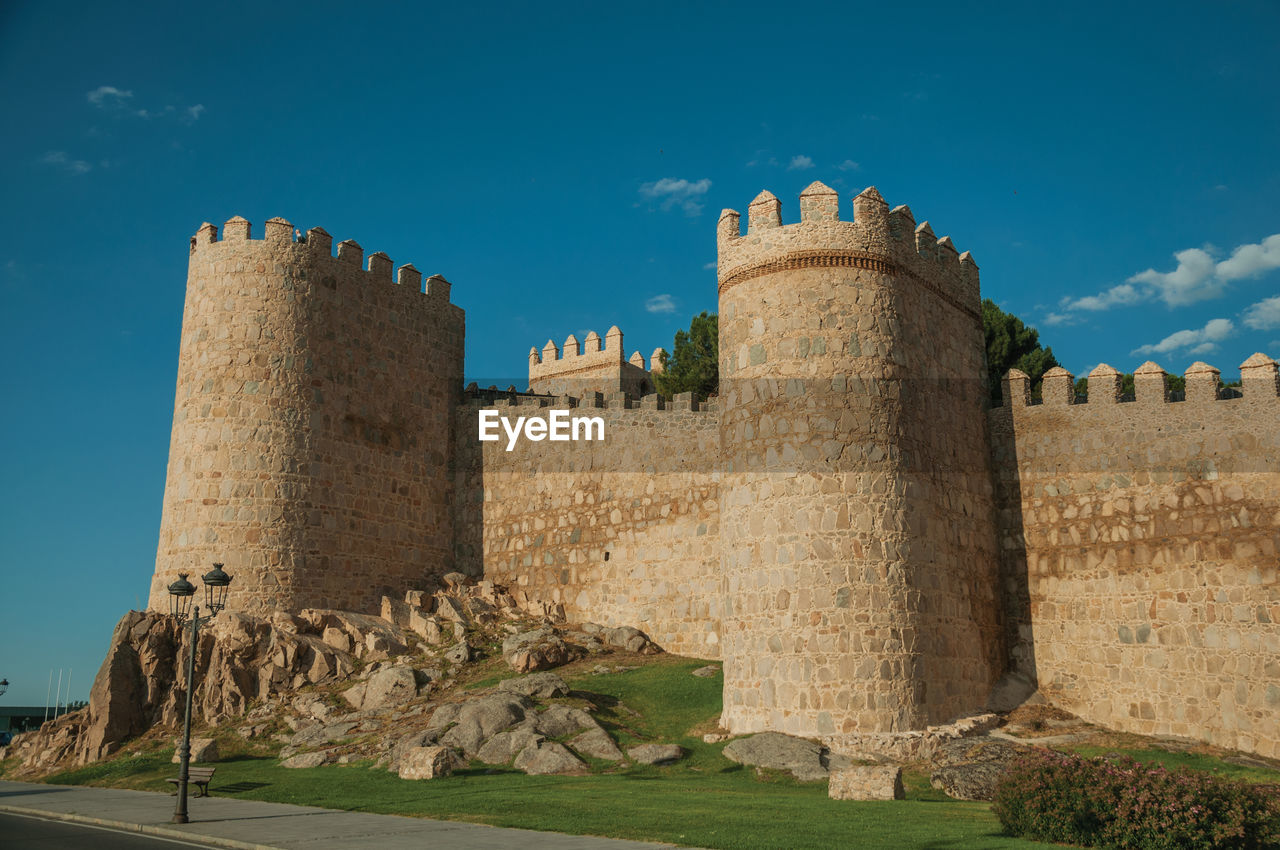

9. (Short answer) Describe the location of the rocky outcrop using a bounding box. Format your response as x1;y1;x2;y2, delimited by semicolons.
10;575;640;779
11;607;371;773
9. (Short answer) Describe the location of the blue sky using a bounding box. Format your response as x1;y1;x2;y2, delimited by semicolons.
1;1;1277;706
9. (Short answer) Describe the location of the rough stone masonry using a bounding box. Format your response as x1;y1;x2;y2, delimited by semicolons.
151;185;1279;758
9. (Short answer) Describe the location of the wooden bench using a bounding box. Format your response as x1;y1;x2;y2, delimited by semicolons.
167;766;216;797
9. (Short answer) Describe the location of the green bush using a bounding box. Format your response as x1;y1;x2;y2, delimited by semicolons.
992;749;1280;849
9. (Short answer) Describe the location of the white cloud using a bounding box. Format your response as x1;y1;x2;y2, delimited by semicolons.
1127;247;1223;306
1243;295;1280;330
639;178;711;216
837;159;860;171
87;86;133;107
1059;233;1280;315
787;155;814;171
87;86;203;126
1041;312;1077;326
703;261;716;271
1216;234;1280;282
1060;283;1142;312
40;151;91;174
1131;318;1235;356
645;294;676;314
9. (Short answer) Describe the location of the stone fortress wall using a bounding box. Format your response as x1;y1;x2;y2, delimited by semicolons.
990;355;1280;758
151;189;1279;759
150;217;464;616
452;393;723;659
528;326;665;397
715;183;1003;741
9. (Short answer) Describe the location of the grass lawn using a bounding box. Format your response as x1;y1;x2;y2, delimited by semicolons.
27;657;1277;849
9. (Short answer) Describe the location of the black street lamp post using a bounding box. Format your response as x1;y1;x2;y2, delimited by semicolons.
167;563;232;825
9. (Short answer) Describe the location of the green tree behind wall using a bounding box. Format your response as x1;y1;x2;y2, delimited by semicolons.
982;299;1059;401
656;303;1068;403
654;311;719;398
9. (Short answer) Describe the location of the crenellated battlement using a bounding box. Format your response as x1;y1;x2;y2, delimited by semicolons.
717;183;980;317
1001;353;1280;409
527;324;665;397
189;216;455;302
465;385;716;414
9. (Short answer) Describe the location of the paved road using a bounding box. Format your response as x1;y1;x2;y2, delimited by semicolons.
2;811;222;848
0;780;680;850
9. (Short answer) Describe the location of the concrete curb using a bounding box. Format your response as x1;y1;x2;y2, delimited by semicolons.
0;803;281;850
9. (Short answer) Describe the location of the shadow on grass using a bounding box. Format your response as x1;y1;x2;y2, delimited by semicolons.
218;781;271;793
568;690;619;708
455;767;524;778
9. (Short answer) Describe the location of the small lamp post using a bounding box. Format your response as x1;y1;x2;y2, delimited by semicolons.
167;563;232;824
0;678;8;697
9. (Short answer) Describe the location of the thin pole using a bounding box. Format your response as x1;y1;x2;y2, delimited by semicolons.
66;669;72;712
44;670;52;722
173;607;199;824
53;669;63;719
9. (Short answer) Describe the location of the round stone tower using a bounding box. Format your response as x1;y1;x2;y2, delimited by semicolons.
149;217;464;616
716;183;1003;742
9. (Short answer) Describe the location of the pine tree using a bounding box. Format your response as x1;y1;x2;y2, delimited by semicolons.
654;311;718;398
982;299;1059;400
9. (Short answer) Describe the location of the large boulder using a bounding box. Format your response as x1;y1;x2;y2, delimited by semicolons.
343;664;422;711
514;741;587;775
531;704;597;738
497;672;570;700
78;611;167;763
385;729;440;773
476;724;545;765
171;737;219;764
281;751;329;769
722;732;832;781
581;623;661;654
929;738;1033;801
444;639;474;665
502;628;574;673
627;743;685;765
569;727;624;762
290;721;356;748
438;693;533;756
399;745;461;780
829;765;905;801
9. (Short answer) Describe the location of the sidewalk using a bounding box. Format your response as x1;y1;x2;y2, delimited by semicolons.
0;780;678;849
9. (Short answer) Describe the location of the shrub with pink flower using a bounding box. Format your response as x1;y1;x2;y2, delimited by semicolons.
991;749;1280;849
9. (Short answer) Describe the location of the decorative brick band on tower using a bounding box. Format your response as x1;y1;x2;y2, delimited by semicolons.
149;217;464;616
716;184;1003;739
